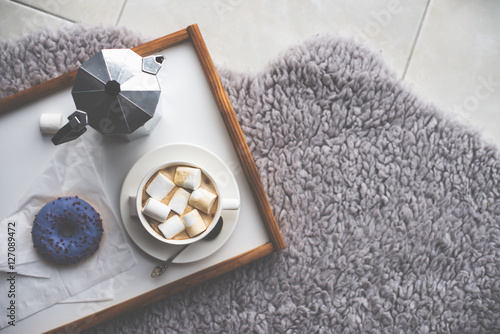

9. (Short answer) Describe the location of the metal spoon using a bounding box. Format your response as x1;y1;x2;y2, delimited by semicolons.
151;244;189;278
151;217;224;278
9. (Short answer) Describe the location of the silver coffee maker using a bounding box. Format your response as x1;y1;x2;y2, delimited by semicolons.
52;49;164;145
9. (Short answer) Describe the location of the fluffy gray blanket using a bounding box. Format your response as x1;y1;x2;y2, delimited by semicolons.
2;25;500;334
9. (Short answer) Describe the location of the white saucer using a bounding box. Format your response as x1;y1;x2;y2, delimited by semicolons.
119;143;240;263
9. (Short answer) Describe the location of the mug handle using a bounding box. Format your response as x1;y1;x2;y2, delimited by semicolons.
129;196;138;217
222;198;240;210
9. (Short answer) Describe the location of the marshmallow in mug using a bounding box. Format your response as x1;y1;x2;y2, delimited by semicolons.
142;198;171;222
189;187;217;214
146;172;175;200
169;188;190;214
182;209;207;237
174;166;202;190
158;215;185;239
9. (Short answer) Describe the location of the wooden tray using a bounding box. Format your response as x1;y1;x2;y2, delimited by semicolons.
0;24;285;333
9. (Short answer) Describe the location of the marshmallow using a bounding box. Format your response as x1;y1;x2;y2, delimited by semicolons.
158;215;185;239
174;167;201;190
181;209;207;237
146;172;175;200
169;188;190;214
189;188;217;214
142;198;171;222
39;113;64;134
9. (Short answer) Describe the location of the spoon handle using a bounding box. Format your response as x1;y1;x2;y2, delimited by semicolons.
151;244;189;278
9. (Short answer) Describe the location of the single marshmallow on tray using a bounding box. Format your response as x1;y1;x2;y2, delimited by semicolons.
146;172;175;200
174;166;202;190
39;113;64;134
189;187;217;214
181;209;207;237
158;215;185;239
142;198;171;222
169;188;190;214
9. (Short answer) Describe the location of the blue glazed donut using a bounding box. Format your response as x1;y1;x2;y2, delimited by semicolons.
31;196;104;265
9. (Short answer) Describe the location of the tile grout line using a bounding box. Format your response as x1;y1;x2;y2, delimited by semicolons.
401;0;432;80
115;0;128;26
9;0;76;23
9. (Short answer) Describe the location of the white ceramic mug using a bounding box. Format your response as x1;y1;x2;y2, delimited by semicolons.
135;161;239;245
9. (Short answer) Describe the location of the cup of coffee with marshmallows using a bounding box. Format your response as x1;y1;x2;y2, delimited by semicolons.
136;161;239;245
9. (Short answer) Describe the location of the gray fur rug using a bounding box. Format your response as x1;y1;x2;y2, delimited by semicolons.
2;25;500;334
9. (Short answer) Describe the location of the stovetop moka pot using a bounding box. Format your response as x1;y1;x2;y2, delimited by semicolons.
52;49;164;145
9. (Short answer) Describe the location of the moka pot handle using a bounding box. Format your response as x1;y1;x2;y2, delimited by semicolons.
51;110;88;145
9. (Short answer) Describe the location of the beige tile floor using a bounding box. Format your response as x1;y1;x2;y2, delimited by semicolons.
1;0;499;146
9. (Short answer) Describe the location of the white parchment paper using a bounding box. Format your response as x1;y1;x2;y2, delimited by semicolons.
0;130;137;328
